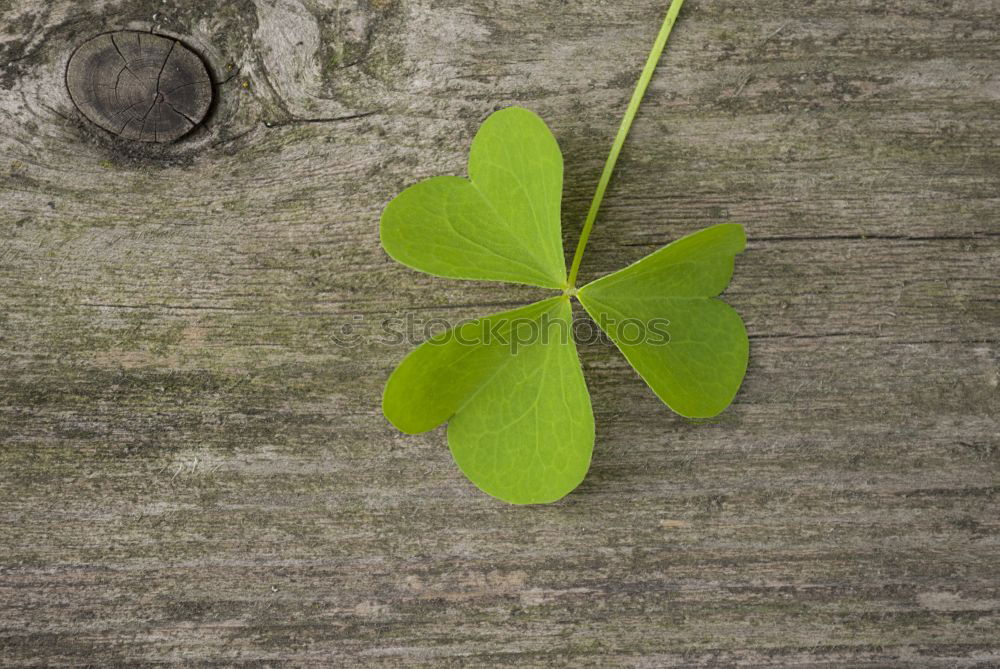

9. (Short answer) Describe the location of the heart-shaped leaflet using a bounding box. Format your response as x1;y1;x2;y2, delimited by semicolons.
383;297;594;504
381;108;567;289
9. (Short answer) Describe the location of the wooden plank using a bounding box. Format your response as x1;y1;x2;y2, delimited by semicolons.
1;0;997;665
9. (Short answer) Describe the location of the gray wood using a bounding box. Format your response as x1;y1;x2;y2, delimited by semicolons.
65;31;211;143
1;0;998;666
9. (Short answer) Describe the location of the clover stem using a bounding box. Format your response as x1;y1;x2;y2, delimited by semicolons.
565;0;685;289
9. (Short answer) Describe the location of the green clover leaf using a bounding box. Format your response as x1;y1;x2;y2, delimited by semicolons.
379;0;748;504
383;297;594;504
577;223;748;418
381;108;566;289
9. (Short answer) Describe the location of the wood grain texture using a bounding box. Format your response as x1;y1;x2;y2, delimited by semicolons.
1;0;998;666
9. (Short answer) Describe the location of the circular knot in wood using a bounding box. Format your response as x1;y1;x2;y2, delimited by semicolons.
66;31;212;143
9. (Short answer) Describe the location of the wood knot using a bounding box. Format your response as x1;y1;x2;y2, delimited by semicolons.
66;31;212;143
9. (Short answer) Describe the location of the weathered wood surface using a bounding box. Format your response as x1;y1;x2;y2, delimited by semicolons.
1;0;998;666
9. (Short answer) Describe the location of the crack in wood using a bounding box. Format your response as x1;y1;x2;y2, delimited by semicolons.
261;110;379;128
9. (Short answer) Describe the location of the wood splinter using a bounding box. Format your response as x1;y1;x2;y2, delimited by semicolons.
66;31;213;143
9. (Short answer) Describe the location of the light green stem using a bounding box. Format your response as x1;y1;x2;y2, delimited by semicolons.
565;0;685;289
